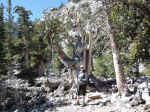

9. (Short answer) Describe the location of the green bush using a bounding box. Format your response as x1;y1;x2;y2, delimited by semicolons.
93;54;114;80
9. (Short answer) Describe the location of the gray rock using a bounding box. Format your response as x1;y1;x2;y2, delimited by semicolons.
142;88;150;104
14;109;25;112
31;109;39;112
130;90;145;107
144;104;150;112
111;92;120;104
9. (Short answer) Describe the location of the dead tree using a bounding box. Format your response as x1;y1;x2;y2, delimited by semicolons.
54;9;113;92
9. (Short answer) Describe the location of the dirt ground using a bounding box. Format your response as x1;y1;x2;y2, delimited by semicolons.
51;103;114;112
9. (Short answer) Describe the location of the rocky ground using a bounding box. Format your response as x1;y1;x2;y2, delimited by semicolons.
1;73;150;112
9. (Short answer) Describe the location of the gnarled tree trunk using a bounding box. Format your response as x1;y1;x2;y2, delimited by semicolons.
104;0;127;95
109;30;126;95
55;43;112;92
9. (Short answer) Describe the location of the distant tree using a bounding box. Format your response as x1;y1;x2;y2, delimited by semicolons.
6;0;14;74
30;17;64;75
69;0;81;3
30;20;47;75
59;3;64;9
0;3;7;74
43;17;64;75
7;0;13;56
14;6;33;69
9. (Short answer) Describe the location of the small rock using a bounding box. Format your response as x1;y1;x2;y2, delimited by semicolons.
31;109;39;112
14;109;24;112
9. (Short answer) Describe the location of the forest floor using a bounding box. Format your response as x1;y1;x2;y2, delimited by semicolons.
48;98;145;112
52;103;113;112
0;74;150;112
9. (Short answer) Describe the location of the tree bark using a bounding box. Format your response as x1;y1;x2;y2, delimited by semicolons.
87;32;94;75
25;46;29;69
135;58;140;78
7;0;13;73
39;56;45;76
25;33;30;69
110;32;126;95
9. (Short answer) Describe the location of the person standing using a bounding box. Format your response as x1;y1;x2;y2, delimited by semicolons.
76;65;88;106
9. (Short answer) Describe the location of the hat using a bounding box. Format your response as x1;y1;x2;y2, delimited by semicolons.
80;65;84;68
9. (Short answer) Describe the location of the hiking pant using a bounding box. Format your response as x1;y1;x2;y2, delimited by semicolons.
77;84;87;96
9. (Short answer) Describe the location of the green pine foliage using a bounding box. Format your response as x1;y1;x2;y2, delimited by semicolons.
93;53;114;80
59;3;65;9
14;6;33;69
28;17;64;75
1;0;150;78
51;54;61;74
110;0;150;76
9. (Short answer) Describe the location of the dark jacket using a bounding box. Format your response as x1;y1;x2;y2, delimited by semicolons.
77;70;88;85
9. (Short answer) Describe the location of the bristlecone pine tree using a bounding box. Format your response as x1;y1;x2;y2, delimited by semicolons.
104;0;127;95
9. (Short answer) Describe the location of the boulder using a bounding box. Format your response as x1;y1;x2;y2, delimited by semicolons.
144;104;150;112
130;89;145;107
86;92;104;105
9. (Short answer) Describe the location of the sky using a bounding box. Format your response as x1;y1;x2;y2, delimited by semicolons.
1;0;68;20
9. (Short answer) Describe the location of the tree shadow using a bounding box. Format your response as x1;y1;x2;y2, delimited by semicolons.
16;68;41;86
89;74;116;93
